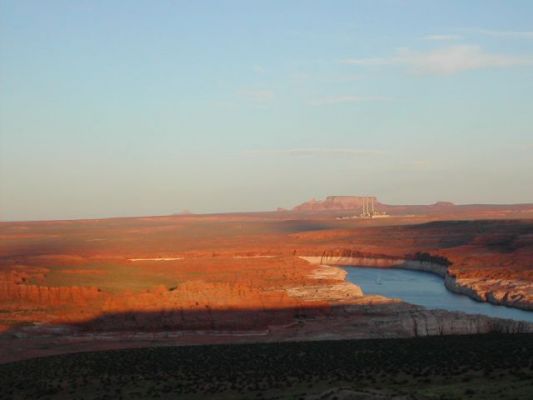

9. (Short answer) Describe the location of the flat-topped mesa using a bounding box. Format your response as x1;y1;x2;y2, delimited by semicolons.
293;196;381;211
291;196;474;216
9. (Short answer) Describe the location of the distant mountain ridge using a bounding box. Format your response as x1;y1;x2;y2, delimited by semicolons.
292;196;533;216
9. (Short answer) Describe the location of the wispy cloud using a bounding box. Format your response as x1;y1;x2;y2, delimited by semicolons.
238;88;274;102
397;45;533;74
310;95;392;106
293;73;363;84
329;74;363;83
245;148;385;158
341;57;391;66
423;34;462;41
468;29;533;39
342;45;533;75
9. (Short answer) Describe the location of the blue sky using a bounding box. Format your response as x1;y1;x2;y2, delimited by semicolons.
1;0;532;220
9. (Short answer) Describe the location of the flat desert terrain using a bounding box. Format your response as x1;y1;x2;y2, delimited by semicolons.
1;200;532;363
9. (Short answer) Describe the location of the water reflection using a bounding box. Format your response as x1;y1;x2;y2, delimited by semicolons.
345;267;533;323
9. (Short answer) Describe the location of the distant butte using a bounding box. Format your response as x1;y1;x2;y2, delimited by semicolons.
293;196;382;211
291;195;533;217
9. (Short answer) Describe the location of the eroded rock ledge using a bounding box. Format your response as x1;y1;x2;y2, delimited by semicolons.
300;254;533;311
286;265;364;302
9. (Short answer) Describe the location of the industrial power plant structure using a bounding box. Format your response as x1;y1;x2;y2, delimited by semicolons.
360;196;375;218
331;196;389;220
359;197;389;219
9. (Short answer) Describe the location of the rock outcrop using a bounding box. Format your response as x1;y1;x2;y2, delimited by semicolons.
286;265;364;302
444;275;533;311
293;196;380;211
0;279;102;306
400;308;530;336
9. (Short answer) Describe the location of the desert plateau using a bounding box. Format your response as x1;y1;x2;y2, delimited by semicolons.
1;197;532;366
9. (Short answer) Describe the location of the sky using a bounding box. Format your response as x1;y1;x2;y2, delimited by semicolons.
1;0;532;221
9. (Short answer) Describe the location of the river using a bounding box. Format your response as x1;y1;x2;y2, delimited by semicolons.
345;266;533;323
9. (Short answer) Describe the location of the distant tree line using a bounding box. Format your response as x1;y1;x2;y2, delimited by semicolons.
321;249;397;260
407;252;452;267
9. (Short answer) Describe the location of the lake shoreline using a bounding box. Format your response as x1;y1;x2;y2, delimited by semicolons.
300;255;533;316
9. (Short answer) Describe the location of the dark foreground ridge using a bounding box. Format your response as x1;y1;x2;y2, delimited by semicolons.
1;333;532;400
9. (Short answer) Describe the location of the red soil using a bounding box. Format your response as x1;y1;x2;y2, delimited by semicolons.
0;208;531;341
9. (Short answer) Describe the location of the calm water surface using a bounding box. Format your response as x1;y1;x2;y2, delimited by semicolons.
345;267;533;323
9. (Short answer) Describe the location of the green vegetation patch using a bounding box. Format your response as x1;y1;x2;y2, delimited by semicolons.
41;263;181;293
0;333;532;399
